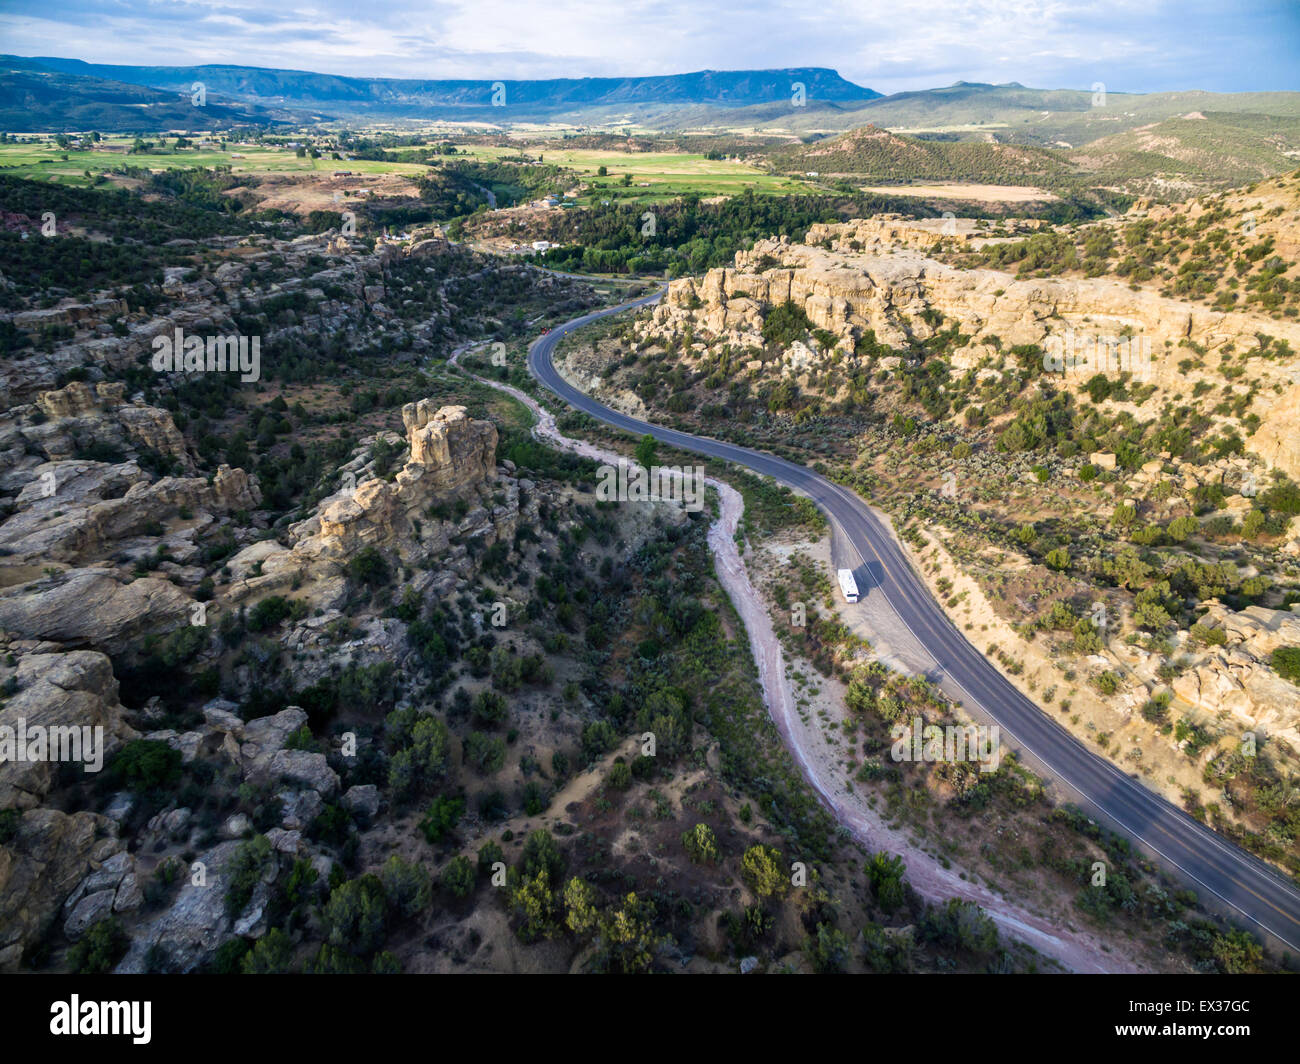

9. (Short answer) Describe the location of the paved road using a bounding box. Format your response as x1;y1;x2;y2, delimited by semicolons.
526;285;1300;960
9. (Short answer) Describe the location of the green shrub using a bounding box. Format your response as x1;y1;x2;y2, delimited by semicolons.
241;927;294;973
866;851;908;914
1271;646;1300;684
67;918;129;974
441;855;475;898
740;844;787;899
1045;547;1071;571
478;840;505;875
1190;623;1227;647
761;300;814;347
346;546;390;587
1093;671;1121;695
225;835;276;917
378;855;432;917
322;874;387;955
520;829;565;883
681;823;719;864
109;739;182;792
805;922;852;973
247;595;304;632
419;795;465;844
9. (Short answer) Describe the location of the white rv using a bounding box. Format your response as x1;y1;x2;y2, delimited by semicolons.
837;568;860;603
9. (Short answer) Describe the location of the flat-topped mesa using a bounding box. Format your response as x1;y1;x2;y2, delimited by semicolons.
400;402;498;496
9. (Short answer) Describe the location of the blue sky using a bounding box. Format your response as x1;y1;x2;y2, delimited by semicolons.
2;0;1297;94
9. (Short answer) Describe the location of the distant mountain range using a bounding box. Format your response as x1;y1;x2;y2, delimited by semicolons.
0;61;318;131
3;55;1297;195
1;57;878;127
738;80;1300;144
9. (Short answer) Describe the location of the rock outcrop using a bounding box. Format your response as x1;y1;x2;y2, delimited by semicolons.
0;570;194;655
643;229;1300;481
0;649;136;808
0;809;121;971
0;462;259;566
1170;603;1300;752
225;403;516;607
10;380;192;469
401;401;498;494
112;840;261;974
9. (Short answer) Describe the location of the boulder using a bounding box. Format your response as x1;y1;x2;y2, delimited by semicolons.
0;809;119;970
114;840;263;974
0;570;193;655
0;650;135;807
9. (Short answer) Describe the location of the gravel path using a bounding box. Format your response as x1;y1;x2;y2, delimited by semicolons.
451;344;1143;973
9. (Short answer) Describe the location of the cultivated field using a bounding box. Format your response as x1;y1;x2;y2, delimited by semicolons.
452;143;809;200
0;136;429;186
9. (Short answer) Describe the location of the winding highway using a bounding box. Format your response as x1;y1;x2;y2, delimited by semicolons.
526;284;1300;962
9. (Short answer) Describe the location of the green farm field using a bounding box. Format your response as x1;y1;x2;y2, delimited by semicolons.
0;137;429;187
449;143;809;201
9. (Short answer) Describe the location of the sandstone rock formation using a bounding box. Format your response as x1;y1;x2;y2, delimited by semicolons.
0;462;259;566
0;649;137;808
642;229;1300;481
1169;603;1300;752
401;402;498;495
225;403;519;607
0;569;194;655
17;380;191;468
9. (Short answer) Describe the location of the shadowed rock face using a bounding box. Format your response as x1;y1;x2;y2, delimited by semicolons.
0;808;121;971
0;649;136;808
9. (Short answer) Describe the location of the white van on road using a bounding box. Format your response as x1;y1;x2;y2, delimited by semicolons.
838;568;860;603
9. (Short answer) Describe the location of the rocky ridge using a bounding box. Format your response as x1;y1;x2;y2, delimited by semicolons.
642;230;1300;483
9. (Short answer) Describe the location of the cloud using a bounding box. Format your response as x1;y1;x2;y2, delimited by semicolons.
0;0;1296;92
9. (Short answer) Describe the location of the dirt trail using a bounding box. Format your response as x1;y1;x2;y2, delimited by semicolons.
451;345;1142;973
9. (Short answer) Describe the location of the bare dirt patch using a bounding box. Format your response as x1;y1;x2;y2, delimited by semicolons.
859;182;1059;203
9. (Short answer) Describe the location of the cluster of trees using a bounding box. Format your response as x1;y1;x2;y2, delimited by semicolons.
536;189;939;276
416;160;564;219
0;172;299;306
765;133;1073;189
969;195;1299;317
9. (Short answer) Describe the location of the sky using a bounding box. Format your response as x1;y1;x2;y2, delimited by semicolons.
2;0;1297;95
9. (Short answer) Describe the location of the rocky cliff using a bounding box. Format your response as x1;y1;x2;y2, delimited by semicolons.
642;229;1300;482
226;403;518;608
